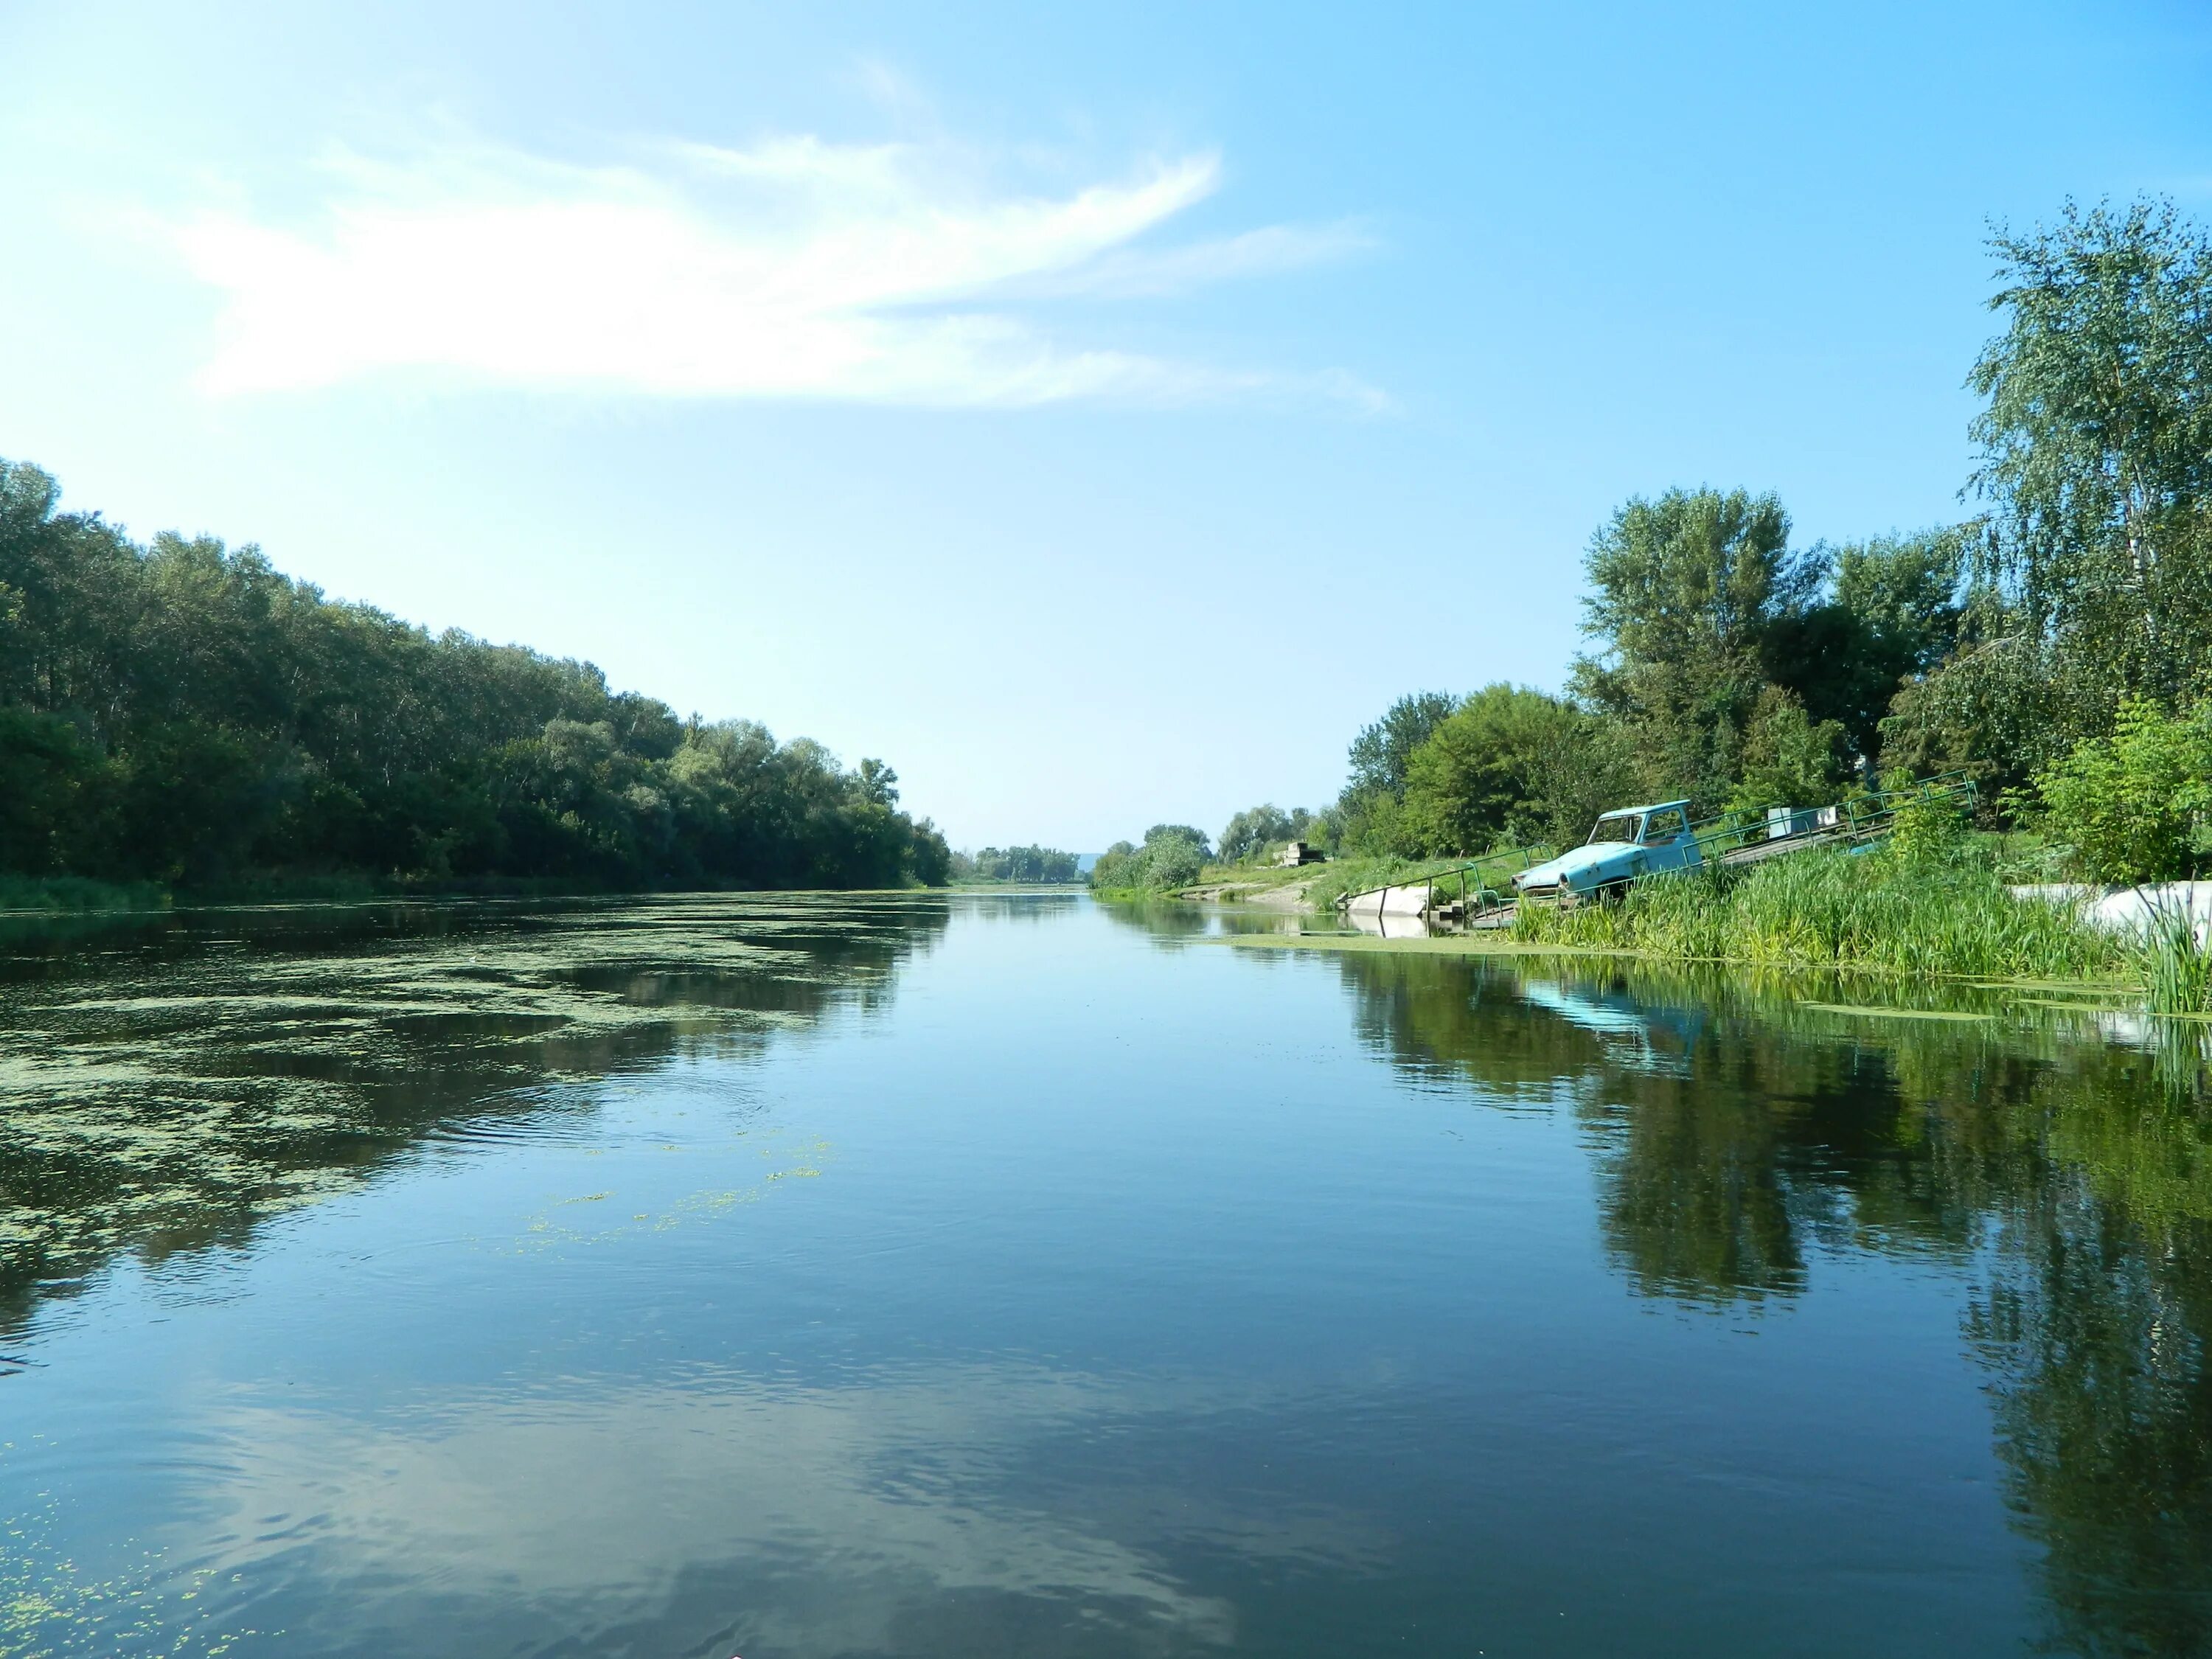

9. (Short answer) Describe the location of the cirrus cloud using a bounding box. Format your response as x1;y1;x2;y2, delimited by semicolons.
170;133;1382;411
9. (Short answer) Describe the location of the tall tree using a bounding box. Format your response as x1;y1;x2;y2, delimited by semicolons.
1969;198;2212;713
1218;804;1314;863
1333;690;1458;852
1344;691;1456;801
1399;684;1635;854
1572;487;1820;807
1764;527;1966;765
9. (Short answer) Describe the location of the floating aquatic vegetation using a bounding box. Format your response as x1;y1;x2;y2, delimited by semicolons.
0;894;946;1335
0;1451;275;1655
1796;1003;1995;1022
507;1133;837;1251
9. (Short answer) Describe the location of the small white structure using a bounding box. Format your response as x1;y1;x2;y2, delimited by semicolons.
1766;805;1840;840
1343;883;1433;917
2011;882;2212;945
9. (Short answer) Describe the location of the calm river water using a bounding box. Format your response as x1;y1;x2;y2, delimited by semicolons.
1;892;2208;1657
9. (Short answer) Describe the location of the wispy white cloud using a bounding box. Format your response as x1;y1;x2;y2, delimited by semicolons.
181;1362;1390;1652
169;131;1380;410
1018;220;1376;299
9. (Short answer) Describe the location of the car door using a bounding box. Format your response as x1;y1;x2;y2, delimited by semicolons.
1640;807;1692;872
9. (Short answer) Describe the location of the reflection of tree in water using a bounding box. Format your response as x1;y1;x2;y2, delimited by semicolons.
1969;1186;2212;1658
0;894;948;1336
1328;950;1989;1298
1091;896;1215;945
947;891;1085;925
1318;945;2212;1652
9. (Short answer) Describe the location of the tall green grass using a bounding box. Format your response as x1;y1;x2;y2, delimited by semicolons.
0;874;170;914
1508;845;2129;981
2140;903;2212;1015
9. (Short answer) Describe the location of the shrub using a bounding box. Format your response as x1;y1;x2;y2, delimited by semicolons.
2030;698;2212;883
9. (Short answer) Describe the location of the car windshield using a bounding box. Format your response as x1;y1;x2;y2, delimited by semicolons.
1587;814;1641;845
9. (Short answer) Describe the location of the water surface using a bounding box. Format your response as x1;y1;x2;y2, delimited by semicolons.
2;893;2208;1657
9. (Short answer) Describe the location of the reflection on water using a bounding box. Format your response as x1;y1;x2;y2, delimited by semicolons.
1322;945;2212;1655
6;897;2212;1656
0;894;947;1334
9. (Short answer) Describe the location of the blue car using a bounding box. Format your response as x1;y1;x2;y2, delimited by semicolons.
1512;801;1700;899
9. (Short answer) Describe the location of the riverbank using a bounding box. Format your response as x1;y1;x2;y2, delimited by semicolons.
1148;853;1476;911
1221;844;2212;1009
0;874;175;914
0;871;959;917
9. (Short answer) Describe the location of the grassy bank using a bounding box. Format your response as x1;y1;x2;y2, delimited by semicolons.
0;875;173;914
1507;845;2135;982
1142;854;1472;909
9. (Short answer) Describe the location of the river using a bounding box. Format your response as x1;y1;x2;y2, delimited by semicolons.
1;891;2205;1657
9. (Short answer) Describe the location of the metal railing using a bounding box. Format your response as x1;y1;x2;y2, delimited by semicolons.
1683;769;1980;866
1337;844;1545;915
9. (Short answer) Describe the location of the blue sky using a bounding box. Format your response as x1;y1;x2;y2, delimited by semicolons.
3;1;2208;850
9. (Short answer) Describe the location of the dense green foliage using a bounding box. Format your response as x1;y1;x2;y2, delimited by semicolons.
1089;824;1213;891
1896;200;2212;790
1397;684;1635;855
0;459;950;893
1292;199;2212;886
1217;802;1316;863
2025;699;2212;883
952;844;1081;883
1572;487;1818;805
1330;692;1457;850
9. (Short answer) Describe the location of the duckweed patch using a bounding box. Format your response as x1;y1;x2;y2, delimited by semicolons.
0;1459;274;1656
0;895;945;1332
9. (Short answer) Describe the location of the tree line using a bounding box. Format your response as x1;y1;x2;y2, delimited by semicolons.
0;461;951;891
1174;198;2212;884
950;845;1082;883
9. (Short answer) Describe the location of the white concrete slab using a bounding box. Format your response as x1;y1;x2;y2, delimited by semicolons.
1344;883;1432;917
2011;881;2212;943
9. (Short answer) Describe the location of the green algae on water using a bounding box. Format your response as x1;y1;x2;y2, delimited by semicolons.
0;894;946;1335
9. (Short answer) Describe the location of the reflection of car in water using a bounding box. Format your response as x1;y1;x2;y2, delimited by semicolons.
1517;978;1653;1036
1512;801;1700;899
1516;978;1705;1071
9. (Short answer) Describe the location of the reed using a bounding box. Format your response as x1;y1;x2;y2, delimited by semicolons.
2140;902;2212;1015
1509;844;2130;981
0;874;171;914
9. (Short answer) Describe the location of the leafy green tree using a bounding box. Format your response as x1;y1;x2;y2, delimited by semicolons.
1337;692;1456;852
1144;824;1214;862
1345;692;1457;800
2029;698;2212;883
1724;686;1851;818
959;844;1081;882
1144;835;1206;888
1218;804;1315;863
0;458;951;893
1085;825;1211;891
1088;841;1144;890
1573;487;1821;807
1399;684;1620;855
1969;198;2212;717
0;706;116;873
1766;528;1966;765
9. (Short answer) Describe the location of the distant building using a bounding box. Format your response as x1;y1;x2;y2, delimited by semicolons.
1274;841;1328;867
